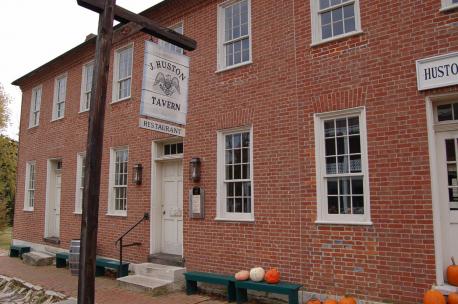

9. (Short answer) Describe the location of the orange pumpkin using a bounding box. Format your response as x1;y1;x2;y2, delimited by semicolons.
424;289;446;304
448;257;458;286
264;268;280;284
323;299;338;304
339;296;357;304
448;292;458;304
307;298;322;304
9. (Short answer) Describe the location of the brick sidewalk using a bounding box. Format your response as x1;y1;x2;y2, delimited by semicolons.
0;256;225;304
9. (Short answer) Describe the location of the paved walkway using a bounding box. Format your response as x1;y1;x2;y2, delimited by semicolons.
0;255;226;304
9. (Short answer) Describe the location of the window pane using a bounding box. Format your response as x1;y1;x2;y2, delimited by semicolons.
337;137;348;155
234;149;241;164
226;134;233;149
343;4;355;18
226;150;233;164
320;0;329;9
349;135;361;154
332;7;343;22
333;20;344;36
337;155;349;173
326;156;337;174
327;179;338;195
438;104;453;121
226;165;233;179
448;164;457;186
324;120;335;137
234;165;241;179
449;188;458;202
164;144;170;155
235;182;242;196
171;144;177;154
446;139;456;161
243;182;251;197
335;118;347;136
235;198;243;212
227;182;234;196
325;138;336;156
233;133;241;148
348;117;359;134
243;197;251;213
330;0;342;6
242;164;250;179
322;24;332;40
177;143;183;154
344;17;355;32
242;38;250;62
352;196;364;214
242;148;249;162
328;196;339;214
227;198;234;212
321;11;332;25
352;177;364;194
339;196;351;214
350;155;361;173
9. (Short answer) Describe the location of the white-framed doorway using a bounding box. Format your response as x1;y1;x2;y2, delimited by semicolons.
44;159;62;239
150;139;184;257
426;93;458;292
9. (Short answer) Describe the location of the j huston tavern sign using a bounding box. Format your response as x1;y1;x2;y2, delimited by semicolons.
416;51;458;91
140;41;190;125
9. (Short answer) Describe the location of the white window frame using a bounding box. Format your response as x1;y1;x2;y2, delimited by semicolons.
52;73;67;120
24;161;36;211
216;0;252;72
80;60;94;113
112;43;134;103
216;126;254;221
314;107;371;225
310;0;362;46
441;0;458;11
159;22;184;55
75;152;86;214
107;147;129;216
29;85;42;128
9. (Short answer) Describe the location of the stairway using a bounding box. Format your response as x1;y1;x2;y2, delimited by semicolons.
117;263;185;295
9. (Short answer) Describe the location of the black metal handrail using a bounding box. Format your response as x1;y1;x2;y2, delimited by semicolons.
115;212;149;276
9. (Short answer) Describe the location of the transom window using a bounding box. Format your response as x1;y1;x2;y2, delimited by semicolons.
217;128;254;221
437;102;458;122
29;85;41;128
311;0;361;45
53;75;67;120
315;108;371;224
109;148;128;215
81;61;94;112
218;0;251;70
159;24;184;55
114;45;133;101
24;161;36;210
164;142;183;156
445;139;458;210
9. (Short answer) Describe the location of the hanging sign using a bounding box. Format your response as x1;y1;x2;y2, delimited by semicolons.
416;52;458;91
139;118;185;137
140;40;190;125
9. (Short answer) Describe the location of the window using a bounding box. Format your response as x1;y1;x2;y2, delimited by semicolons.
314;107;371;224
75;153;86;214
108;148;128;215
80;61;94;112
164;142;183;156
159;23;184;54
217;0;251;71
29;85;42;128
442;0;458;11
436;102;458;122
311;0;361;45
113;45;133;101
53;74;67;120
217;127;253;221
24;161;36;211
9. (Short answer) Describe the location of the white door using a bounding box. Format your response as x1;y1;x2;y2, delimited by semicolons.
436;131;458;282
161;160;183;255
54;173;61;237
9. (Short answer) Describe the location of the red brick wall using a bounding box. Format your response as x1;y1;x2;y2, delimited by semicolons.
13;0;458;303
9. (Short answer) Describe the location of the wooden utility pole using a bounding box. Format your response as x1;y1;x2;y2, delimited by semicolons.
76;1;196;303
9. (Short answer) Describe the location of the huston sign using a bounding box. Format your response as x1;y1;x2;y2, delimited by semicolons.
416;52;458;91
141;41;190;125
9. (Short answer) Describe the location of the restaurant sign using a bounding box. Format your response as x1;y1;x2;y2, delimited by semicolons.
139;118;185;137
416;52;458;91
140;41;190;125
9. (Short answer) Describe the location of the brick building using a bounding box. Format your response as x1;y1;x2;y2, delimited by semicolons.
11;0;458;302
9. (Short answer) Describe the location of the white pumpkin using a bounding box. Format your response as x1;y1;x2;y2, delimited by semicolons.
249;267;265;282
235;270;250;281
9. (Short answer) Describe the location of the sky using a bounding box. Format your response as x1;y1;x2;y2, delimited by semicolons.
0;0;163;140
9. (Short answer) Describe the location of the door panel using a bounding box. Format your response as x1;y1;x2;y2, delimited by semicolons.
436;132;458;281
55;173;61;237
161;160;183;255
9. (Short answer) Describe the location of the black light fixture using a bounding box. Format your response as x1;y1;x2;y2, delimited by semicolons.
189;157;201;182
133;164;143;185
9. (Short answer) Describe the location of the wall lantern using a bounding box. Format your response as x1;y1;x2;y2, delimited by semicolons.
133;164;143;185
189;157;201;182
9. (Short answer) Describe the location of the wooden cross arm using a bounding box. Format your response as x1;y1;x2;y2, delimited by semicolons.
77;0;197;51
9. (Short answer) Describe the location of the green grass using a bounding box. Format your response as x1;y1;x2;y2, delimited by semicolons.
0;226;12;250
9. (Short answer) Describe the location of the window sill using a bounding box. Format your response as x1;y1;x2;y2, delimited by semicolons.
315;220;373;226
28;125;39;130
214;217;255;223
106;212;127;217
74;211;82;215
23;208;34;212
51;117;65;122
215;61;253;74
440;3;458;12
311;30;364;47
111;96;131;104
79;109;89;114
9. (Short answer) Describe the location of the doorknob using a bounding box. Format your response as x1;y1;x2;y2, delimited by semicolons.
163;210;166;215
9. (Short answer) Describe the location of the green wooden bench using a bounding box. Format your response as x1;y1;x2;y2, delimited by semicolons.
9;245;30;258
95;258;129;278
183;272;236;302
55;253;129;278
235;280;302;304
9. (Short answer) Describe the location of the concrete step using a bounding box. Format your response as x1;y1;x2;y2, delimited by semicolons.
117;275;175;296
148;253;184;267
133;263;185;282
